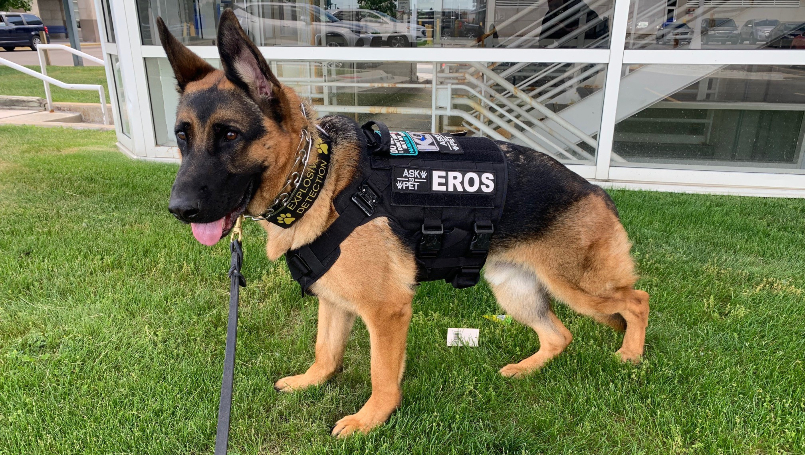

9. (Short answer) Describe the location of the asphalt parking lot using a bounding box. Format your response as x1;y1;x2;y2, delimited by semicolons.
0;40;104;66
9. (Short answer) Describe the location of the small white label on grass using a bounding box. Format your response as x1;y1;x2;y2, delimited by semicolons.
447;328;479;347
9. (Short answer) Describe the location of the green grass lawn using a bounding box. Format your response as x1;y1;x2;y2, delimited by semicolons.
1;124;804;454
0;66;108;104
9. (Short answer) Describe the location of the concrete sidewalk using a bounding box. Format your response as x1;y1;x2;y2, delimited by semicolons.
0;109;114;130
0;109;39;119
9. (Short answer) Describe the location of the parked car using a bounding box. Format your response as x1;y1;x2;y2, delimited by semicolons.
739;19;779;44
451;18;484;39
655;21;692;45
0;12;49;51
767;21;805;48
415;10;483;39
332;9;425;47
701;18;739;45
232;2;379;47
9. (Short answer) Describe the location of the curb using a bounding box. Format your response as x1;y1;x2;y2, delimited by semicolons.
0;95;46;110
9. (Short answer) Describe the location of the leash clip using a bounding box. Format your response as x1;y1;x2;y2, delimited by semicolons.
230;215;244;243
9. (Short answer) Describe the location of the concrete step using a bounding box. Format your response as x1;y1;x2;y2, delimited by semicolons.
48;112;83;123
0;95;46;110
53;102;113;124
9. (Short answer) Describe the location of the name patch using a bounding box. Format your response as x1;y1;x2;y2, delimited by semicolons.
393;167;495;194
389;132;463;156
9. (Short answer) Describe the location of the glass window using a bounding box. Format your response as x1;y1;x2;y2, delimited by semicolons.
145;57;605;165
613;65;805;173
22;14;43;25
6;15;24;26
102;0;116;43
626;0;805;49
110;55;132;138
137;0;614;49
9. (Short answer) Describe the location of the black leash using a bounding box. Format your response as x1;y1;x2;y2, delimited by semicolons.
215;218;246;455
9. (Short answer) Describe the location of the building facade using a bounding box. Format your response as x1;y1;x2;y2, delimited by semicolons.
95;0;805;196
22;0;101;42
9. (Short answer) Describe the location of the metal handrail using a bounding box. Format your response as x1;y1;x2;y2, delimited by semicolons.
36;44;109;124
37;44;104;65
0;56;108;125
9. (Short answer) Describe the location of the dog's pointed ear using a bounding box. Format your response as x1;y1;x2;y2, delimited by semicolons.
216;9;282;114
157;17;215;92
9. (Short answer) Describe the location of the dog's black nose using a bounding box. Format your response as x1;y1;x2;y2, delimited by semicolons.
169;200;200;223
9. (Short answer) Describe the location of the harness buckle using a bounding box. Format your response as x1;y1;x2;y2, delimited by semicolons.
351;184;379;217
470;221;494;255
418;222;443;258
287;252;312;276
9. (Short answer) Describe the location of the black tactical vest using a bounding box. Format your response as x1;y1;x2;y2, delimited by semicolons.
285;121;508;295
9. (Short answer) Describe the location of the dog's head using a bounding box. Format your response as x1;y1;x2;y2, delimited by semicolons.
160;10;309;246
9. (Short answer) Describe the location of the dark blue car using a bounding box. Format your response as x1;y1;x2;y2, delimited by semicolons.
0;12;50;51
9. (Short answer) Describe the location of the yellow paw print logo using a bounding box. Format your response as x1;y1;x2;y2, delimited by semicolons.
277;213;295;225
318;143;329;154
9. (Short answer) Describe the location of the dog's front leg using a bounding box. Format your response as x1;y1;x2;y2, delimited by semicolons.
331;300;412;438
274;297;356;392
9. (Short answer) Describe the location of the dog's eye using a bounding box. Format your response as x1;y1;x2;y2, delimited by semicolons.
176;131;187;141
225;131;239;141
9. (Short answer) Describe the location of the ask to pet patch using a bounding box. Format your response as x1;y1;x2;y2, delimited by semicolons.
392;167;496;194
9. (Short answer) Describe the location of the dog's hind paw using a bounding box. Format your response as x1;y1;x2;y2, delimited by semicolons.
499;363;533;378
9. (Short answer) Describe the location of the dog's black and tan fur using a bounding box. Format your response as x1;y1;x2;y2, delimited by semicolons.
161;11;649;437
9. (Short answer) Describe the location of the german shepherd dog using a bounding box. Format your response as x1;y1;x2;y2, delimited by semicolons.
160;10;649;437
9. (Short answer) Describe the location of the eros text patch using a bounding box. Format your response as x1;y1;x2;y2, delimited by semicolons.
392;167;496;194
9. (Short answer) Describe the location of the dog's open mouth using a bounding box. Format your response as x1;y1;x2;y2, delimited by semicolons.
190;181;254;246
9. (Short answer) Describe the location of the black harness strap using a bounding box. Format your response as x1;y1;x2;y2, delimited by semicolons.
286;170;389;295
214;239;246;455
419;207;443;258
362;120;390;155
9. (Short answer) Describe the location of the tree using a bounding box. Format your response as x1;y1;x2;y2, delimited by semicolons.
0;0;33;11
357;0;397;17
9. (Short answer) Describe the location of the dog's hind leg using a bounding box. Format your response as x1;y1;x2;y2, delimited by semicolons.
274;297;356;392
485;261;573;378
540;281;649;363
516;193;650;363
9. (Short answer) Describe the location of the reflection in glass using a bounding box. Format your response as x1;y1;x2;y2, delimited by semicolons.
146;57;605;164
614;65;805;172
767;21;805;48
111;55;131;137
535;0;610;47
136;0;613;49
102;0;115;43
627;0;805;50
233;2;381;47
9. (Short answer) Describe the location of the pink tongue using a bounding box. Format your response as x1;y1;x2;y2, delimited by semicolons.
191;217;225;246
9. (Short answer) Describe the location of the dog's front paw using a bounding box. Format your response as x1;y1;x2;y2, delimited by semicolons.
330;394;399;438
273;374;320;393
615;348;642;364
331;413;382;438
